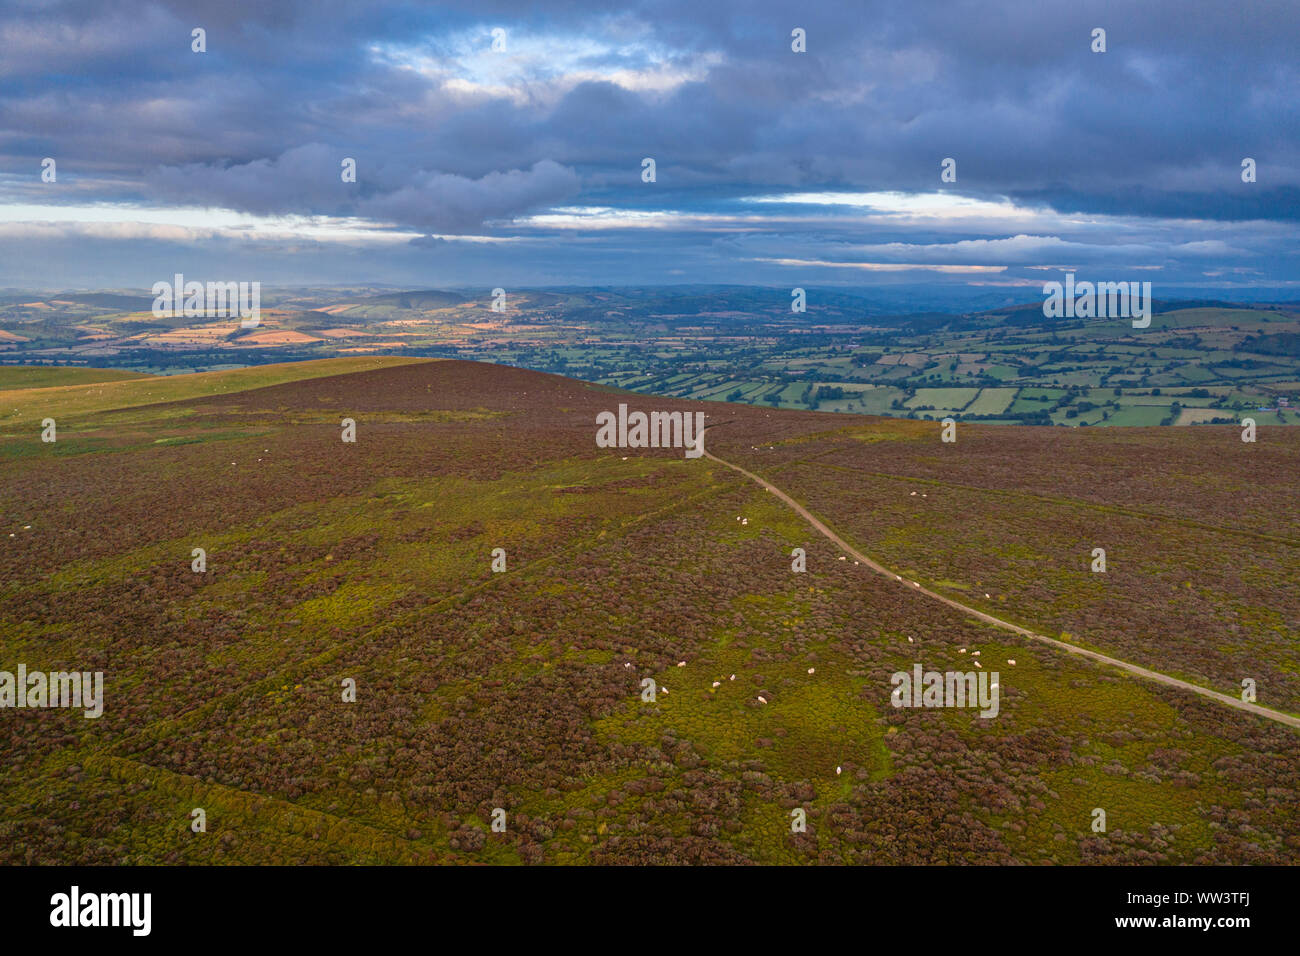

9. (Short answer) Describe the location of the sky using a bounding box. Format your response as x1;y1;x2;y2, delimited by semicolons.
0;0;1296;300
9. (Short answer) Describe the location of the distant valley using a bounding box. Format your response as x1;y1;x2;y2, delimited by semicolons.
2;286;1298;426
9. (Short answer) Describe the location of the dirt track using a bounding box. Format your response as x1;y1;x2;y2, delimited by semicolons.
703;446;1300;732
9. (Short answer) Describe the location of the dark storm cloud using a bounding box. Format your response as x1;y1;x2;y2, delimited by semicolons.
147;144;580;231
360;159;580;233
0;0;1296;287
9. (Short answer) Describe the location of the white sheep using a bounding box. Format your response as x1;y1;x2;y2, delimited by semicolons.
757;695;767;704
1007;659;1016;666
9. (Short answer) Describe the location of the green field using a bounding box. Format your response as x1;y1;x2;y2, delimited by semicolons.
964;387;1018;416
904;387;979;410
3;291;1298;427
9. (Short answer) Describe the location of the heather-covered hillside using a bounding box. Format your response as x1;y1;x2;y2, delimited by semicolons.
2;359;1297;864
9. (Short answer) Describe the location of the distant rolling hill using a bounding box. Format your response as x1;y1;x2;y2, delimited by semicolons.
2;290;1298;429
359;290;472;310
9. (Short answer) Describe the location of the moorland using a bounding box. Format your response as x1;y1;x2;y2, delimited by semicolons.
1;357;1297;864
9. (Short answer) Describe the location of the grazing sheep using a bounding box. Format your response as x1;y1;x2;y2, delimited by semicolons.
974;661;981;668
741;518;748;526
757;696;767;704
712;681;721;688
729;674;735;681
1007;659;1016;666
836;766;842;775
958;648;966;653
807;667;815;674
971;651;980;656
907;636;913;643
838;555;846;561
984;593;991;599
